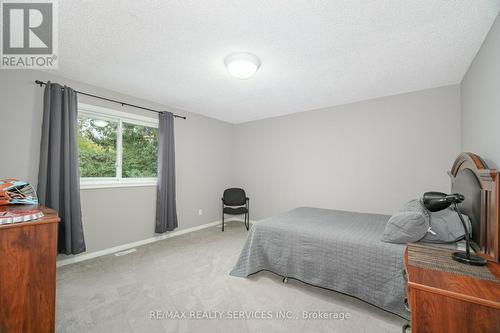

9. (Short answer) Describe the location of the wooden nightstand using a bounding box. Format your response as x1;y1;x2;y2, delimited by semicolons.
403;244;500;333
0;205;60;333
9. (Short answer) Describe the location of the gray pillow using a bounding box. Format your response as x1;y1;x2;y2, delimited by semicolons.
382;212;429;244
382;199;430;244
401;199;431;220
421;208;472;243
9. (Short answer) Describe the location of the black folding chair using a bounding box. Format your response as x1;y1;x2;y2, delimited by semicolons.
221;188;249;232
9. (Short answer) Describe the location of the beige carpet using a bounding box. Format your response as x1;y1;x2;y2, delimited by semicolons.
56;221;407;333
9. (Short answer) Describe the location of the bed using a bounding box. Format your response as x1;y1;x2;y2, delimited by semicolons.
230;153;500;319
230;207;408;317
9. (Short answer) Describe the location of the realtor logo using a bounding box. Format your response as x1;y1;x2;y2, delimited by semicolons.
1;0;58;69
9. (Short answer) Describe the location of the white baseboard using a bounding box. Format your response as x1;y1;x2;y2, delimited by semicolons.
224;217;259;225
57;218;258;267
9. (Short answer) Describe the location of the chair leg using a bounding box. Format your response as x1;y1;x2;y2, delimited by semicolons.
245;212;249;231
222;213;224;232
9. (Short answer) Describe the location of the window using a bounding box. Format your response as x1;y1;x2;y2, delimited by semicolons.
78;116;117;178
78;104;158;189
122;122;158;178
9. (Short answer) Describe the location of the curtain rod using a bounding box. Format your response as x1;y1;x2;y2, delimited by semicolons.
34;80;187;120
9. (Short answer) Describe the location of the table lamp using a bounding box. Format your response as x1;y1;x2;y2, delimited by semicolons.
422;191;487;266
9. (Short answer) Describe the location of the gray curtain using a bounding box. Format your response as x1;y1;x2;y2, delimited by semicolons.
38;82;86;255
155;112;178;233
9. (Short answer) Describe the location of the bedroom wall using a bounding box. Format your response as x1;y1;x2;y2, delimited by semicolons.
0;70;233;254
461;13;500;168
232;85;461;220
0;72;463;255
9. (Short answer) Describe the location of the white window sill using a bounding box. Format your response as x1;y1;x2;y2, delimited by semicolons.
80;180;157;190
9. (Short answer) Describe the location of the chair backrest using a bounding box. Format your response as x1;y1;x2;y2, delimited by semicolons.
223;188;246;206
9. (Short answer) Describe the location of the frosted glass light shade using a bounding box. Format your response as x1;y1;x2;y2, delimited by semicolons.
224;53;261;79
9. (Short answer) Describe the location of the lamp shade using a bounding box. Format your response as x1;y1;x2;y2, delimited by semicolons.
422;192;465;212
423;192;451;212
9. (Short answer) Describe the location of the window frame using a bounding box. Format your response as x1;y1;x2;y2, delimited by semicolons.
78;103;159;190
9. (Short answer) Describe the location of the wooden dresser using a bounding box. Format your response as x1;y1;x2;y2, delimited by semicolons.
0;205;60;333
404;245;500;333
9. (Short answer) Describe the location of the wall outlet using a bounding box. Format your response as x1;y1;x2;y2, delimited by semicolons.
198;209;203;216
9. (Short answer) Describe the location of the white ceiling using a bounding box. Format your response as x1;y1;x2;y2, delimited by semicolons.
55;1;500;123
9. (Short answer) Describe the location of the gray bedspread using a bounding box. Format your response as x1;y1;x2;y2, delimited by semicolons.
230;207;408;319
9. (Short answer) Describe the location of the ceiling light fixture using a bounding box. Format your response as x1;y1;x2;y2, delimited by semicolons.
224;53;261;79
